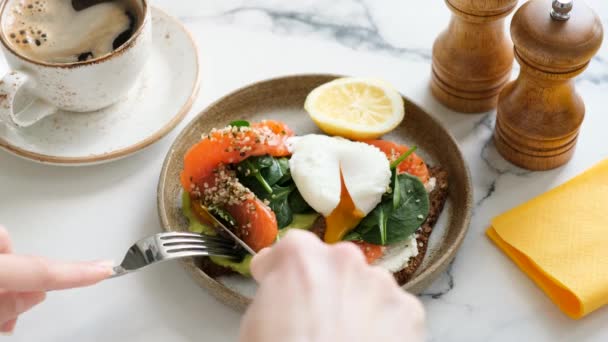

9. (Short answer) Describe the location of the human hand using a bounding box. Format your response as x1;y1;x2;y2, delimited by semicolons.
240;229;426;342
0;226;113;335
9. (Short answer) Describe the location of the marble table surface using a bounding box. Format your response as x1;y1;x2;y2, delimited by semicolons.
1;1;607;341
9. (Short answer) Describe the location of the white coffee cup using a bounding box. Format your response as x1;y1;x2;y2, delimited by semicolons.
0;0;151;128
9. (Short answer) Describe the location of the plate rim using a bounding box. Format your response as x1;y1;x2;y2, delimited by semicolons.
158;73;473;309
0;6;201;165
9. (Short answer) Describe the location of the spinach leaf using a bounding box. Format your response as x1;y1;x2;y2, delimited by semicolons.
350;173;429;245
268;199;292;228
239;158;273;194
253;183;295;228
275;158;292;185
268;183;296;201
252;155;274;168
237;156;290;191
229;120;250;127
288;189;312;213
343;231;361;241
236;155;311;229
239;174;295;228
267;184;295;228
392;170;400;210
261;157;289;186
378;204;388;244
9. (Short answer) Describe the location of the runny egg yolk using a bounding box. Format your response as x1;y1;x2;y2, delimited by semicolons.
324;172;366;243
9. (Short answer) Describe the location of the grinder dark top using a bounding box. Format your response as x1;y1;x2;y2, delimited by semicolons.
494;0;603;170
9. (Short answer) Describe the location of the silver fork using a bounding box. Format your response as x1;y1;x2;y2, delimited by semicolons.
110;232;242;278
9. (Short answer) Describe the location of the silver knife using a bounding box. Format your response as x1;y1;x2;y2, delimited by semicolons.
200;205;257;256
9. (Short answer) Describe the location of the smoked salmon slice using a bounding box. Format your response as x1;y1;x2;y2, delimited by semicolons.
365;140;430;183
181;120;294;252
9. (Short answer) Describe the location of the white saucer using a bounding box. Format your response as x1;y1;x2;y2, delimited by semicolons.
0;7;200;165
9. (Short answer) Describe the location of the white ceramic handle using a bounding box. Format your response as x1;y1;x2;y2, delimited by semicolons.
0;70;57;128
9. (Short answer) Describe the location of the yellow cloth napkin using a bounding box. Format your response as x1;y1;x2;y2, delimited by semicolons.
487;159;608;319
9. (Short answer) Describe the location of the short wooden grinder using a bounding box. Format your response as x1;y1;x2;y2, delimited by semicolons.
431;0;519;113
494;0;603;170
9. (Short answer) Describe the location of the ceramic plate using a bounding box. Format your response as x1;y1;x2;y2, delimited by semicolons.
0;7;200;165
158;74;472;310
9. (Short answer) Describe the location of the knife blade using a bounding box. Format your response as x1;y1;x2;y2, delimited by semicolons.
200;205;257;256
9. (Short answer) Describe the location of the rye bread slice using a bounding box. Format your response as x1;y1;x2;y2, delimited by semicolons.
394;166;448;285
194;166;449;284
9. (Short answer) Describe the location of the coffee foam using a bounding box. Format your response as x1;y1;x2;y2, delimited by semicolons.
2;0;137;63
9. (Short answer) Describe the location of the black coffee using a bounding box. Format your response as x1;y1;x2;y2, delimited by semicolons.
2;0;143;63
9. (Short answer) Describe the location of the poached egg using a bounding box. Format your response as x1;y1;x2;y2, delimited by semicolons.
288;134;391;243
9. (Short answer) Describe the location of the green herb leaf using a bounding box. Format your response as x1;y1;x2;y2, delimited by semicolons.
390;146;418;170
343;231;362;241
269;183;296;201
255;183;295;228
288;189;312;214
351;173;429;245
207;205;237;227
241;159;273;194
261;157;288;186
236;155;312;229
379;205;388;245
229;120;250;127
276;158;292;185
392;170;400;210
268;195;293;228
253;155;274;168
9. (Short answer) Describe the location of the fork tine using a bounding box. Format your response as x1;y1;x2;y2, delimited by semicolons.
158;231;203;238
159;232;217;240
164;245;241;258
158;232;235;244
168;250;240;260
164;244;238;253
161;238;236;249
109;232;244;279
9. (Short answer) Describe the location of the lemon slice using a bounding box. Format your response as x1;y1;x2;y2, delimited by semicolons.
304;77;405;140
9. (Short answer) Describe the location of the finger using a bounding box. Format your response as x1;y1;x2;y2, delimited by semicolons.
368;266;399;286
250;247;277;282
397;291;426;321
0;318;17;334
251;230;322;282
250;247;272;282
331;242;367;266
0;291;45;325
389;292;426;340
0;226;12;254
0;255;113;291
